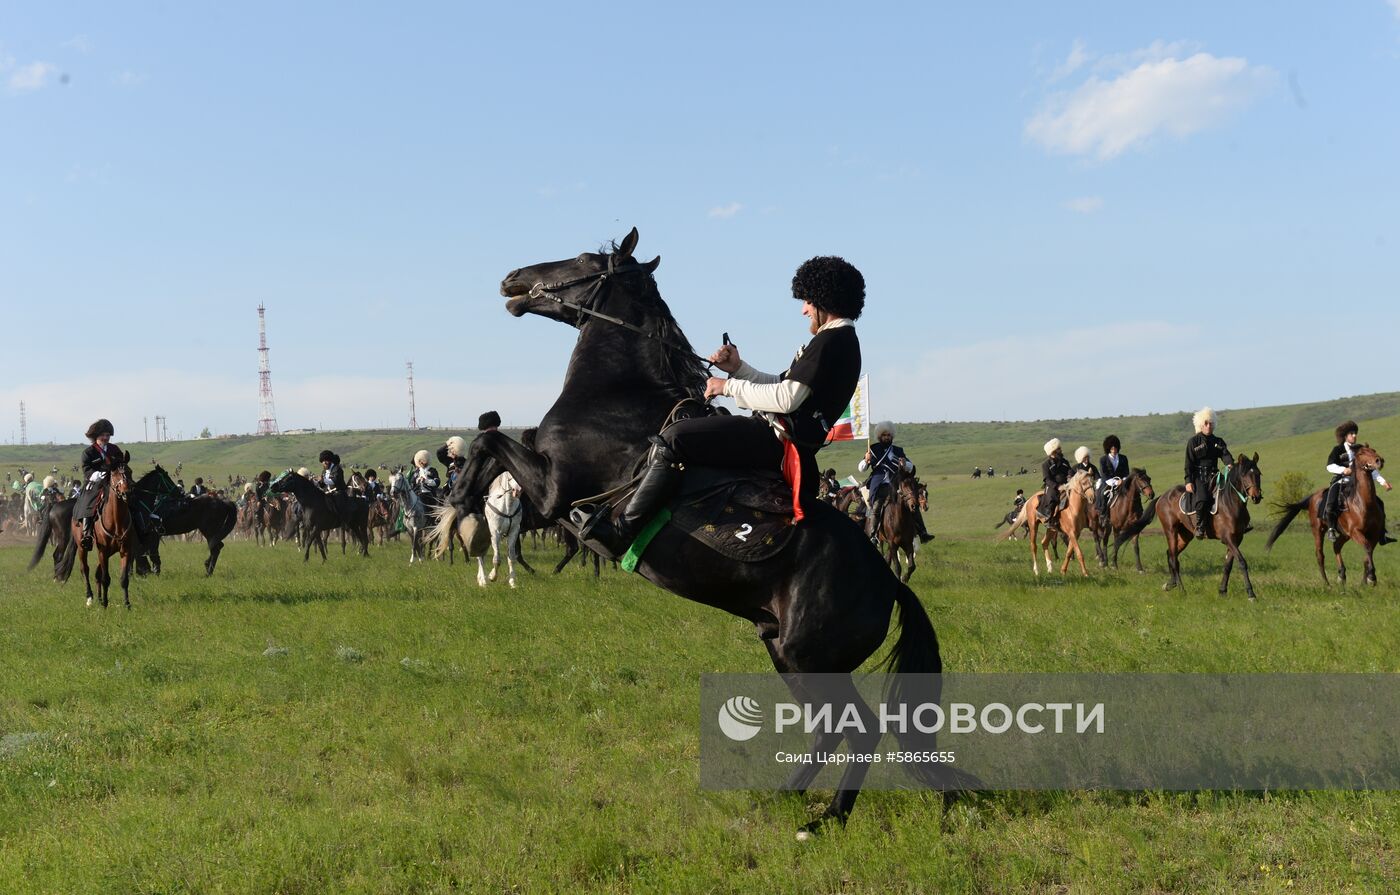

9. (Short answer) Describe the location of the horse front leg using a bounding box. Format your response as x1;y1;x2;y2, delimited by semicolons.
1133;534;1144;573
1363;541;1377;586
79;545;94;607
1333;538;1347;586
1219;550;1235;595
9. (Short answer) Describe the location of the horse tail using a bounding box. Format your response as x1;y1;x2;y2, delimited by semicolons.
1112;496;1160;550
27;511;53;571
1265;495;1313;552
881;581;981;791
55;537;77;583
218;501;239;542
430;502;458;559
882;581;941;679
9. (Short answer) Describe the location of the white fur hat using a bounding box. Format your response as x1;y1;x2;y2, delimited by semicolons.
43;475;56;489
873;421;895;440
446;435;467;458
244;482;256;494
297;467;311;478
1193;406;1215;433
1043;438;1061;457
22;472;33;483
414;449;431;467
1074;445;1091;464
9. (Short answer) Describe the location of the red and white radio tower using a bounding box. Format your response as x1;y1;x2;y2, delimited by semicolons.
406;361;418;429
256;304;279;435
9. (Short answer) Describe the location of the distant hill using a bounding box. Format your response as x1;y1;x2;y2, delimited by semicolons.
3;391;1398;483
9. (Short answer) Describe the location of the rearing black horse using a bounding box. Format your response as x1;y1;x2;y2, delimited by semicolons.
269;471;371;561
446;228;954;835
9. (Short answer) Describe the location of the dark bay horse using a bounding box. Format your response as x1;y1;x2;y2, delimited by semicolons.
875;468;924;583
1117;454;1264;599
1098;468;1156;572
69;453;136;608
269;471;370;561
445;229;958;836
1266;444;1387;586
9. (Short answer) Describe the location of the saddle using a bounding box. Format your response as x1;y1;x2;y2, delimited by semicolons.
1178;479;1221;516
664;467;797;563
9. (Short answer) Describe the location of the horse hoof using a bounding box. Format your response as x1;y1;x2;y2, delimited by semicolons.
795;829;813;843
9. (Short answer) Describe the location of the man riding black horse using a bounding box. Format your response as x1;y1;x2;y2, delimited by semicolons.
318;450;355;518
1097;435;1129;518
577;256;865;559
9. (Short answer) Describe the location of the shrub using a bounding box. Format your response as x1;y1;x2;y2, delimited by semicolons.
1273;471;1315;511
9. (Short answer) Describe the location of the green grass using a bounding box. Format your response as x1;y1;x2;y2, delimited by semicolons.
4;397;1399;891
2;496;1397;892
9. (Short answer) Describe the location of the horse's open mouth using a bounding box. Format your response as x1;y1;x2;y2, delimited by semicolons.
501;280;532;316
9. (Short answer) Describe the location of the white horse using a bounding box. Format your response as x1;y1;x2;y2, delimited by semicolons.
389;471;428;563
484;470;523;588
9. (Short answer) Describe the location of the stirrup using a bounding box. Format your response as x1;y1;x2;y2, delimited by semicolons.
570;504;607;538
1325;527;1338;542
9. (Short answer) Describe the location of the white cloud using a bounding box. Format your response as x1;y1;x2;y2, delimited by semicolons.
1064;196;1104;214
1049;39;1090;82
1026;49;1275;160
7;61;58;93
708;202;743;219
1391;0;1400;19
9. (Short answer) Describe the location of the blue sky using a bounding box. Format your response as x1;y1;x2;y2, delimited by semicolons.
3;2;1398;444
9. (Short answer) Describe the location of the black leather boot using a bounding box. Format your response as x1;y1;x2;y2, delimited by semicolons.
574;438;680;561
1194;504;1208;539
1323;484;1340;541
80;517;94;550
914;511;934;544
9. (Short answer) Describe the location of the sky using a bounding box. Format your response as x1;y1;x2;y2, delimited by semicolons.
2;2;1399;444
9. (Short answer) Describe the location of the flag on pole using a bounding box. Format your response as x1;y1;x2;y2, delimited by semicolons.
826;374;869;442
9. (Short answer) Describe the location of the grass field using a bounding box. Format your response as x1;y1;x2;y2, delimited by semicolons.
2;451;1397;893
3;396;1398;892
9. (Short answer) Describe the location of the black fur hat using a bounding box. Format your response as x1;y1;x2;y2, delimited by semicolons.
85;418;114;440
1336;420;1359;443
365;468;377;479
318;449;337;464
791;256;865;321
258;470;271;482
478;411;501;430
1103;434;1121;453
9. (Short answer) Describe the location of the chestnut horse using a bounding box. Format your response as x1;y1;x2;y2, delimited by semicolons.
1118;453;1264;599
1266;444;1386;586
70;453;136;609
1024;471;1097;576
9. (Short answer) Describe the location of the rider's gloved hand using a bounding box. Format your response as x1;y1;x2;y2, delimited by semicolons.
89;471;106;483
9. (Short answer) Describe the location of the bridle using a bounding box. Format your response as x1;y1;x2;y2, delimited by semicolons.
527;255;715;371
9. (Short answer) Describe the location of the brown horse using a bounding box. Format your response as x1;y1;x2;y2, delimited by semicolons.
875;469;925;583
1023;471;1096;576
365;493;392;545
1119;453;1264;599
70;454;136;609
1097;468;1156;572
1266;444;1387;586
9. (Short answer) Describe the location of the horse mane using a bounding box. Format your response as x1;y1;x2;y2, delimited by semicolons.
602;249;706;399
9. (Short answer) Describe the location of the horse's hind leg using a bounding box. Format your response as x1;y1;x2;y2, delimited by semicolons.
1232;540;1257;600
79;547;94;607
1333;539;1347;586
902;547;915;584
1133;535;1144;574
476;557;487;588
797;673;882;839
1314;528;1330;585
120;552;132;609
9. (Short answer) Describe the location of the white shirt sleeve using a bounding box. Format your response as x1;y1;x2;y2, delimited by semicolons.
1326;463;1348;475
901;457;914;473
1373;470;1389;487
858;457;871;472
722;377;811;414
729;360;782;385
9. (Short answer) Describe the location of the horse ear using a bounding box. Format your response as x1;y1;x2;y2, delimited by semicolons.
617;227;639;259
643;254;660;273
1252;452;1259;463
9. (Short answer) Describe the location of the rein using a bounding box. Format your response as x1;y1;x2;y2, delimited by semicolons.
529;258;715;372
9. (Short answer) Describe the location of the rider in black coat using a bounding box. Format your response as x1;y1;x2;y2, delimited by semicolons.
1184;407;1233;538
75;419;127;548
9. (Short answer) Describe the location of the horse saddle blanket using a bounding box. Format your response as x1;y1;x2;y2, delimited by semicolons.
667;468;796;563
